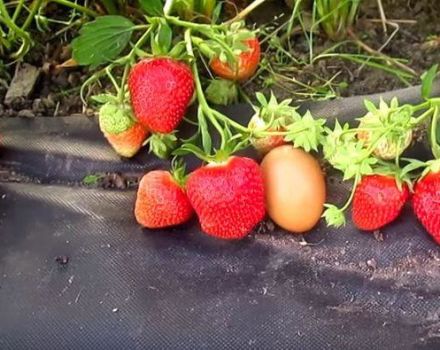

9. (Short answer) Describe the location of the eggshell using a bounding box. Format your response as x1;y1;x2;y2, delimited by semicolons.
260;145;326;233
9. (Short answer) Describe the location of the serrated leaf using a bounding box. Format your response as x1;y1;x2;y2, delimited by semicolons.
138;0;163;15
285;112;325;152
72;16;135;66
421;64;438;100
323;204;346;228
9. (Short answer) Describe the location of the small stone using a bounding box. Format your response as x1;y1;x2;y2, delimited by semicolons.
5;63;40;105
112;308;119;313
67;72;81;87
373;230;384;242
55;255;69;266
32;98;43;113
17;109;35;118
42;94;56;108
366;259;377;270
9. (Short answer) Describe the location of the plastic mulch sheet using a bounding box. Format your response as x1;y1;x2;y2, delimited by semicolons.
1;83;440;349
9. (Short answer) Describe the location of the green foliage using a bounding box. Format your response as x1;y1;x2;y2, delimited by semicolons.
315;0;361;40
205;79;238;106
72;15;135;66
421;64;438;100
82;174;103;185
139;0;164;15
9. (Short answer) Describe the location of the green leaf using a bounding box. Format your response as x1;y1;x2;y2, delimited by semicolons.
197;108;212;154
363;99;377;113
285;112;325;152
72;16;135;66
91;93;117;104
138;0;164;15
82;174;103;186
421;64;438;100
149;133;178;159
211;3;222;23
156;22;172;53
322;204;346;228
255;92;267;106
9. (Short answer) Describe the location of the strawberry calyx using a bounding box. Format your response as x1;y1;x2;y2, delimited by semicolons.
170;157;189;188
205;78;238;106
356;97;415;160
147;132;178;159
98;101;136;135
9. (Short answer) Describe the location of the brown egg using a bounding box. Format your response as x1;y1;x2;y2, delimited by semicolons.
260;145;326;233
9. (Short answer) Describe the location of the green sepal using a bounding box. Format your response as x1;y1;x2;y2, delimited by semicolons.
99;102;135;135
148;132;178;159
205;79;238;106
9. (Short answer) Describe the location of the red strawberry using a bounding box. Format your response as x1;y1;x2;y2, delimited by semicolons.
412;171;440;244
210;38;261;82
186;156;265;240
99;102;148;158
128;58;194;134
134;170;194;229
352;175;409;231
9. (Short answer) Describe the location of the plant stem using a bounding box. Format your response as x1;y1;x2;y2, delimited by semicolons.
0;0;31;58
22;0;44;30
185;29;227;149
340;173;361;211
166;16;224;30
412;107;434;125
50;0;98;17
226;0;269;24
163;0;175;16
11;0;24;22
117;64;130;102
430;106;440;159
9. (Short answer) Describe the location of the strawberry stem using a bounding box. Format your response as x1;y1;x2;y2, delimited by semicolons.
412;107;434;125
340;173;361;212
430;106;440;159
163;0;176;16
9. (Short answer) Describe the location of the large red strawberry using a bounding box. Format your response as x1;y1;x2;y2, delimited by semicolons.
352;175;409;231
186;156;265;239
128;58;194;134
210;38;261;82
99;102;149;158
412;171;440;244
134;170;194;229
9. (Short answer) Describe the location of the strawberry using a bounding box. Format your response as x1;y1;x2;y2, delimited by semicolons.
248;115;286;154
99;102;148;158
134;170;194;229
412;171;440;244
210;38;261;82
352;175;409;231
186;156;265;239
357;124;412;160
356;98;414;160
128;58;194;134
248;93;299;154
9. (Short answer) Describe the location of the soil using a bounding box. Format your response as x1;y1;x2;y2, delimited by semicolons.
0;0;439;117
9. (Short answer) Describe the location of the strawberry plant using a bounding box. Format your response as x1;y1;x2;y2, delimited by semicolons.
323;64;440;238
